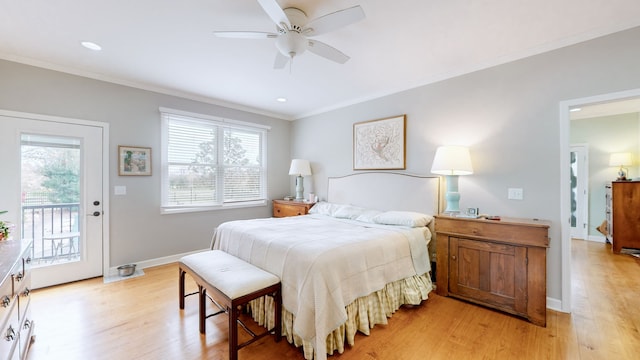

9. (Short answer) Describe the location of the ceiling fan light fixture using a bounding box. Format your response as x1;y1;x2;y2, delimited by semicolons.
276;31;307;58
214;1;365;69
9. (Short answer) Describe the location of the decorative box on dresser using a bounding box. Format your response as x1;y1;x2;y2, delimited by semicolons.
435;215;550;327
606;181;640;254
272;200;315;218
0;239;35;360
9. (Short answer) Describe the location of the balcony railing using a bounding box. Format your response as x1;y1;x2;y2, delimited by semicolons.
21;203;80;264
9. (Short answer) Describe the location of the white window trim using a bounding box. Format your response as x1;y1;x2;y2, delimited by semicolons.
159;107;270;214
159;107;271;131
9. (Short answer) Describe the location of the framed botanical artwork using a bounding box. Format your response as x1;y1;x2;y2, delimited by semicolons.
118;146;151;176
353;115;406;170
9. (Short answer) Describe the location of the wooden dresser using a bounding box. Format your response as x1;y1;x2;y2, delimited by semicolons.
0;239;35;359
272;200;315;218
606;181;640;254
435;215;550;327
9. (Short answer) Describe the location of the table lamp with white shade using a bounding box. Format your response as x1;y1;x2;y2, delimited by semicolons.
609;152;633;180
289;159;312;200
431;146;473;214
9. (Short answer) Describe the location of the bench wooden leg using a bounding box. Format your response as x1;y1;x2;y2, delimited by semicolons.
274;288;282;342
199;286;206;334
229;305;239;360
179;268;186;309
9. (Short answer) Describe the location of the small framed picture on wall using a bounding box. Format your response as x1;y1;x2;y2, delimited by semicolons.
118;146;151;176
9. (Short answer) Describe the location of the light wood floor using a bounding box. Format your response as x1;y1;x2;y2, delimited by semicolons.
27;239;640;360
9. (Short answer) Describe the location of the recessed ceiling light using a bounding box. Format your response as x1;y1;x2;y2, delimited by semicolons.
81;41;102;51
276;97;287;103
570;107;582;112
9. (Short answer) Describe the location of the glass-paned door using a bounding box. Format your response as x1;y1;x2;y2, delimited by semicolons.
570;145;588;240
0;115;104;288
21;135;82;265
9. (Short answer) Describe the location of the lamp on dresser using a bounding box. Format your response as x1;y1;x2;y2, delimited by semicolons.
609;152;633;180
289;159;312;200
431;145;473;214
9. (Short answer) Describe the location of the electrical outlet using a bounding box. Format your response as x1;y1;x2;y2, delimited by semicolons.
508;187;524;200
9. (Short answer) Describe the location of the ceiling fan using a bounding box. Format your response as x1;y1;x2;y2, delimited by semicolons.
213;0;365;69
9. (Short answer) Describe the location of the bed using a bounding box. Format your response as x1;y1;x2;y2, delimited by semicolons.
211;172;440;360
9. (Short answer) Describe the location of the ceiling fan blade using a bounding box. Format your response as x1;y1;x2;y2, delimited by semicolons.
273;52;289;69
257;0;291;29
307;39;350;64
213;31;277;39
305;5;365;36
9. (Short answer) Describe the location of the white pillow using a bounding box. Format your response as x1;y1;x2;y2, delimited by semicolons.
355;209;383;223
308;202;341;216
373;211;433;228
333;205;366;219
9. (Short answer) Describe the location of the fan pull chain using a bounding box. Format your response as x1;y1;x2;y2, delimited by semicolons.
289;52;295;74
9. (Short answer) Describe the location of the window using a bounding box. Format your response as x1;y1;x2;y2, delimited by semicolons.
160;108;269;213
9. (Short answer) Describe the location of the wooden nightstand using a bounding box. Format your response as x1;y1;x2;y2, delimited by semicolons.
272;200;315;218
435;215;550;326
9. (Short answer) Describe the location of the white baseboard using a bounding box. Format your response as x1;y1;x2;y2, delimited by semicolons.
573;235;608;243
106;248;209;278
586;235;608;243
547;297;564;313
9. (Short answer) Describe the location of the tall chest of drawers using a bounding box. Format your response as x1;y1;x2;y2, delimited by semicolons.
0;239;35;360
606;181;640;253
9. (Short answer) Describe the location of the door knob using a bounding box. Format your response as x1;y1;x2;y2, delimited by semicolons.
92;211;101;217
93;200;100;206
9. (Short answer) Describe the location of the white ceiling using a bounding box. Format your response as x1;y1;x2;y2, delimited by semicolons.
1;0;640;120
570;98;640;120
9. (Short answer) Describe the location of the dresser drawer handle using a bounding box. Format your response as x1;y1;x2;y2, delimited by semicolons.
451;255;457;260
22;288;31;297
23;319;32;330
1;296;10;308
15;272;23;282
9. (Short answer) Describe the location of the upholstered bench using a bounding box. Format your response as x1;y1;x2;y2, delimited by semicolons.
179;250;281;360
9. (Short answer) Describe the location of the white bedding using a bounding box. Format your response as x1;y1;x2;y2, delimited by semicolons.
211;213;432;360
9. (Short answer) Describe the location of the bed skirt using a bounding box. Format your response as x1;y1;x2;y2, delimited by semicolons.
248;273;433;359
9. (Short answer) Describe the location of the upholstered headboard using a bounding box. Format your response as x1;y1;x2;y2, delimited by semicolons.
327;172;440;215
327;172;441;262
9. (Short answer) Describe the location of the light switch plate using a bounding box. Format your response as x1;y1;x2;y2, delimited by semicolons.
114;186;127;195
508;188;523;200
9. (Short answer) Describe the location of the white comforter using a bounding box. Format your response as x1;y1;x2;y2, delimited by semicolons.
211;214;431;360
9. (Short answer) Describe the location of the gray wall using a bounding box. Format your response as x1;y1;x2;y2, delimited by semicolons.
2;25;640;303
571;113;640;237
290;26;640;302
0;59;292;267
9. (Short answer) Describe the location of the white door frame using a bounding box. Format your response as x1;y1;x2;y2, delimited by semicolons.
570;144;589;240
0;109;110;280
559;87;640;313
